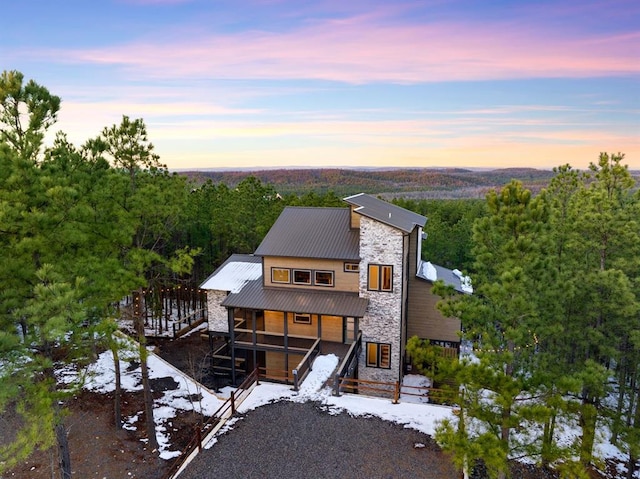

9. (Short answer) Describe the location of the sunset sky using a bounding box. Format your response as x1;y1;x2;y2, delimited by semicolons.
3;0;639;170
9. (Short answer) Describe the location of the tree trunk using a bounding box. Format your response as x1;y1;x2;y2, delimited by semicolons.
541;411;556;467
56;421;72;479
135;288;158;451
579;399;597;467
626;386;640;479
140;348;158;450
613;339;633;444
112;346;122;430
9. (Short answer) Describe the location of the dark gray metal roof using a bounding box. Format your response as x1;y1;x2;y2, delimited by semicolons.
343;193;427;233
221;279;369;317
416;260;473;294
254;207;360;260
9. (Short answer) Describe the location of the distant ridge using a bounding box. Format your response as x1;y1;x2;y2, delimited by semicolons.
178;167;558;199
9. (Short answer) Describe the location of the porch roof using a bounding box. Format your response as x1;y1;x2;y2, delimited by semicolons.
199;254;262;292
221;279;369;318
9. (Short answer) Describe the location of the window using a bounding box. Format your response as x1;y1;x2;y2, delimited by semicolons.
344;262;359;272
366;342;391;368
271;268;290;283
368;264;393;292
314;270;334;287
294;313;312;324
293;269;311;285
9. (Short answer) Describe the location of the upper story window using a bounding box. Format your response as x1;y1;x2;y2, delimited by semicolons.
368;264;393;292
314;270;334;287
344;262;359;272
271;268;290;284
293;269;312;285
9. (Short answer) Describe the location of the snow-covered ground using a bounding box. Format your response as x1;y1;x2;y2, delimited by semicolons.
84;347;226;459
77;347;632;477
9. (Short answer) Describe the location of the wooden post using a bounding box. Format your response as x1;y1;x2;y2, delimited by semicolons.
333;373;341;396
393;381;400;404
293;369;299;392
230;390;236;415
196;424;202;452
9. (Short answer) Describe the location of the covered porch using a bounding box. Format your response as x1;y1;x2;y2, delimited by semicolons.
215;281;368;385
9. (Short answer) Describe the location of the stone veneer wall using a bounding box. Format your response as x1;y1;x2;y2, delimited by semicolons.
207;290;229;333
357;216;404;385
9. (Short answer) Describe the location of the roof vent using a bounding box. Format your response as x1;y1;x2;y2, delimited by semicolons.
388;212;392;218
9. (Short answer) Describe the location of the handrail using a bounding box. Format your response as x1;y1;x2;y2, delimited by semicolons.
233;328;318;340
172;308;207;337
292;337;322;391
332;331;362;396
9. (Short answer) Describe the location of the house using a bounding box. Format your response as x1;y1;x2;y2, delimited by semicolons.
200;193;470;387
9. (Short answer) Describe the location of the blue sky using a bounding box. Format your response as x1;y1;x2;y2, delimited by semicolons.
2;0;638;170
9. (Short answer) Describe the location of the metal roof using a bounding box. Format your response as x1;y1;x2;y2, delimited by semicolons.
343;193;427;233
199;254;262;292
221;279;369;317
416;260;473;294
254;207;360;260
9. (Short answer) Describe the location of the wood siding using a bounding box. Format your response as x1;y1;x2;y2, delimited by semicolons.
264;310;345;342
407;283;461;342
321;315;343;342
406;231;462;343
265;351;304;377
263;256;359;292
349;206;361;229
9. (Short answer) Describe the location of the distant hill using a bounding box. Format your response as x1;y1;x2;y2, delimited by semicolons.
181;167;640;199
179;167;560;199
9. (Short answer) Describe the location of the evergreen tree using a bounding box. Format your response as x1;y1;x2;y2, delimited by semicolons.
436;181;551;479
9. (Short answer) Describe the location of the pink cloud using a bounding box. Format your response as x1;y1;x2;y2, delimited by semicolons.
44;14;639;83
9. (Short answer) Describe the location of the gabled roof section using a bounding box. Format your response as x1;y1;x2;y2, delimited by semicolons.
417;260;473;294
199;254;262;293
343;193;427;233
221;279;369;318
254;207;359;260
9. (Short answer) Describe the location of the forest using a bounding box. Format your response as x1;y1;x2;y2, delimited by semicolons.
182;165;559;199
1;70;639;479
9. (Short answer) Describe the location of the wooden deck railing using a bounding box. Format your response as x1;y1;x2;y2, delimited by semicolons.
172;308;207;338
332;332;362;396
292;338;322;391
332;375;456;405
163;368;260;479
258;366;294;384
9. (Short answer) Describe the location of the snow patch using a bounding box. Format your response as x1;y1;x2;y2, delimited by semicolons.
200;261;262;293
452;269;473;294
422;261;438;281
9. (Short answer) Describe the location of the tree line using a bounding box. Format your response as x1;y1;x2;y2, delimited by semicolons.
408;155;639;479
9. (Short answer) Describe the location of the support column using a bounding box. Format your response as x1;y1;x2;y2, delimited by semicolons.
284;312;289;383
252;311;257;370
228;308;236;385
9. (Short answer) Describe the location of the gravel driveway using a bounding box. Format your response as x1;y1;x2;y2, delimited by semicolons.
179;400;458;479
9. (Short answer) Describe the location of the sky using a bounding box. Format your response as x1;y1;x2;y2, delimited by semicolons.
2;0;639;171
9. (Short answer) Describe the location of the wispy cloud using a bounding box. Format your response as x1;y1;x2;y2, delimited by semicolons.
34;14;639;84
